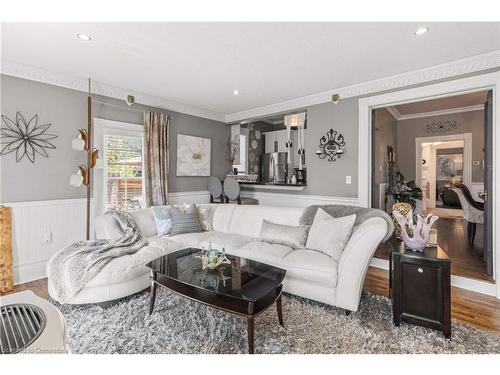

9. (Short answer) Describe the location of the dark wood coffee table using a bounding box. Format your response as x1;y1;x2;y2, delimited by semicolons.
146;248;286;354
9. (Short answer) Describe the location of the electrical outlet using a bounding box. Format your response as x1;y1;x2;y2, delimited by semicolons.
43;229;52;244
345;175;352;184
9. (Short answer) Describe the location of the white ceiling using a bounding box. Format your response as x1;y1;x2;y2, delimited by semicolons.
2;22;499;117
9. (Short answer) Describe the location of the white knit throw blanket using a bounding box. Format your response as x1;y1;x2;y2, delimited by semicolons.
48;210;148;304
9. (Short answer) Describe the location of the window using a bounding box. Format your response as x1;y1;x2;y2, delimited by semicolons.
103;133;144;211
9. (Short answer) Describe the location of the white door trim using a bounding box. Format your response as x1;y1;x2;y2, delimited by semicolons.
415;133;472;208
359;71;500;298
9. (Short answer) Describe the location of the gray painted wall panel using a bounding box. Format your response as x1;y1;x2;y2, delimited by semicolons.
0;75;229;202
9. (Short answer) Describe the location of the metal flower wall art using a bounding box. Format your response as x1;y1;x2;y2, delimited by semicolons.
316;128;345;162
1;112;57;163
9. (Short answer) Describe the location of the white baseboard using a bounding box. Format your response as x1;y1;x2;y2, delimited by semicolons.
240;190;359;208
14;260;47;285
369;258;496;297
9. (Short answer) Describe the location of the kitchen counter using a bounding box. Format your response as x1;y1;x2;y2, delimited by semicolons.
240;182;306;191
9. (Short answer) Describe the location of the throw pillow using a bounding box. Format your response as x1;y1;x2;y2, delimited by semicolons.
152;205;174;236
257;220;310;249
170;206;203;236
197;206;214;231
306;208;356;261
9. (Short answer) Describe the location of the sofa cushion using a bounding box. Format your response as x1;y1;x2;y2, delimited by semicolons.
168;231;221;247
228;205;306;238
257;220;310;249
281;249;338;287
231;241;294;266
198;232;255;253
306;209;356;261
85;238;182;287
211;204;238;232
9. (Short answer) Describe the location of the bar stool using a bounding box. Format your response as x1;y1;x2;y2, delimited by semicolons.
208;176;224;203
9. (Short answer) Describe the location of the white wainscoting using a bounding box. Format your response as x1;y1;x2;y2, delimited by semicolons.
470;182;484;200
5;191;210;285
240;190;359;207
168;190;210;204
5;198;90;285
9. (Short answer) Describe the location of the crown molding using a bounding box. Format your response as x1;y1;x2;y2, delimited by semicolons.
385;106;402;120
2;51;499;125
397;104;484;121
225;50;500;123
0;60;226;123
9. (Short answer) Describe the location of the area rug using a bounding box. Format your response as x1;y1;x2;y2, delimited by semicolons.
55;289;500;354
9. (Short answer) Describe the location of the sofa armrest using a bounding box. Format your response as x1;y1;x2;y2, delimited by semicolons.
335;217;387;312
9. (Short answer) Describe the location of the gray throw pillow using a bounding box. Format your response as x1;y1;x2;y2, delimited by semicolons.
305;208;356;261
257;220;310;248
170;207;203;236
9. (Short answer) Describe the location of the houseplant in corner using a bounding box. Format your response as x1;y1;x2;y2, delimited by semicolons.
392;171;423;213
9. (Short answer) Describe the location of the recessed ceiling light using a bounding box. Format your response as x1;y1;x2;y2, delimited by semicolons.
415;27;429;36
77;33;91;41
233;89;240;96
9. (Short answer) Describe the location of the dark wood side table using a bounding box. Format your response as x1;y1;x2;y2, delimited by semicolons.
389;238;451;339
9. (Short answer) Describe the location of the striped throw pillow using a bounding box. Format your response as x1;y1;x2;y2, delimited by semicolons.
170;207;203;236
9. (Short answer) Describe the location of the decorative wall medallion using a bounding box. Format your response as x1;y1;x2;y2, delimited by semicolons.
316;129;345;162
424;120;462;134
1;112;57;163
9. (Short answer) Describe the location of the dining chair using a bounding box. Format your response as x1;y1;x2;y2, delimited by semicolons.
452;184;484;243
223;177;258;205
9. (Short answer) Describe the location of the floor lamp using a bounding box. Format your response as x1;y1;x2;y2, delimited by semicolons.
69;78;99;240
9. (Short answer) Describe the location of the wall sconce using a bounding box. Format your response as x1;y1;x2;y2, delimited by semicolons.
315;129;345;162
126;95;135;106
69;165;89;187
72;129;88;151
331;94;340;104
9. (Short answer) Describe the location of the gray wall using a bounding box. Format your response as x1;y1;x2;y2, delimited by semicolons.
396;110;485;183
373;108;398;184
0;75;229;202
304;98;359;197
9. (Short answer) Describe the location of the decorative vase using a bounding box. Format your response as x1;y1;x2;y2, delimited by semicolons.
392;202;413;239
393;212;439;251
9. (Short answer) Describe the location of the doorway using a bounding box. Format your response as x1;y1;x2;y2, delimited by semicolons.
370;89;493;283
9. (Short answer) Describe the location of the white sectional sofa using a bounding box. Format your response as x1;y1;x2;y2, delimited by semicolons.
47;204;389;312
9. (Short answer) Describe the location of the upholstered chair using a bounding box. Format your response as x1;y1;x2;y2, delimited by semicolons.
452;184;484;243
223;177;258;205
208;176;224;203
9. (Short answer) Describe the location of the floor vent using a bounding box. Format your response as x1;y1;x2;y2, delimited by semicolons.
0;303;46;354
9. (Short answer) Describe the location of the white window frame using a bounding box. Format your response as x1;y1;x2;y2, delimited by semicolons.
94;118;144;215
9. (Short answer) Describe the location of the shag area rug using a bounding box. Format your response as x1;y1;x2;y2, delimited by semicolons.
56;289;500;354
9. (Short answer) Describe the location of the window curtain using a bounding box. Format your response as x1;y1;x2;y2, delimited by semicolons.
144;111;171;207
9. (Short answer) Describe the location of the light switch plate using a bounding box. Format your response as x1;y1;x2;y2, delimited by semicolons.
346;175;352;184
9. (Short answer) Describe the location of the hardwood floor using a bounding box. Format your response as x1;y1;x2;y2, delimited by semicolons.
375;216;493;283
3;272;500;334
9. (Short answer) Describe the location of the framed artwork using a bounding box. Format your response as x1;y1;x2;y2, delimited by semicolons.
436;153;463;180
176;134;211;176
